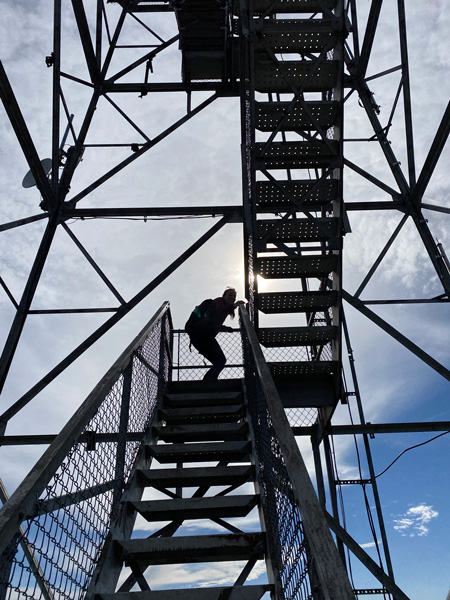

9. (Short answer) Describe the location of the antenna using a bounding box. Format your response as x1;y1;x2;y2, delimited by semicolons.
21;114;74;189
21;158;52;189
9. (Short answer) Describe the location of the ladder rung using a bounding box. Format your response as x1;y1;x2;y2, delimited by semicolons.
138;465;254;489
117;532;265;565
259;326;337;347
258;291;338;313
129;494;258;522
257;255;337;278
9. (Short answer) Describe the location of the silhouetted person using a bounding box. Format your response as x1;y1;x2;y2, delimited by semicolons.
185;287;245;380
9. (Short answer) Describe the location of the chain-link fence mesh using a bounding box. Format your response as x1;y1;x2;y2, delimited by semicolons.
0;309;172;600
240;316;315;600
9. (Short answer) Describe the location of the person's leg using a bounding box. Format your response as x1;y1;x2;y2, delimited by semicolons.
203;339;226;380
190;336;226;380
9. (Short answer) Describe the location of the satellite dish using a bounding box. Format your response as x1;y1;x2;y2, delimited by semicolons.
22;158;53;189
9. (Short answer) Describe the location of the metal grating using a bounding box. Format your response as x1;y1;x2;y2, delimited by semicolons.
258;255;337;278
254;60;340;93
256;100;340;132
256;218;338;242
255;179;338;210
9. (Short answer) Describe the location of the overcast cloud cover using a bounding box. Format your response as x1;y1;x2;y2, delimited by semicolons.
1;0;450;598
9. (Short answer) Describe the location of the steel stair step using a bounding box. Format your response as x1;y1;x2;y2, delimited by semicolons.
96;584;272;599
129;494;258;522
256;217;338;243
138;465;254;489
248;0;337;14
258;291;338;313
256;100;340;132
164;391;243;408
255;60;339;93
147;441;251;463
255;179;338;211
166;379;242;394
259;326;337;347
255;140;340;169
257;255;337;278
116;532;265;565
153;422;248;443
269;360;339;378
256;22;339;54
159;405;245;425
159;404;245;425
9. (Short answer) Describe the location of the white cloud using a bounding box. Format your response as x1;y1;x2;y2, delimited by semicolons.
118;560;267;591
360;540;380;549
393;504;439;537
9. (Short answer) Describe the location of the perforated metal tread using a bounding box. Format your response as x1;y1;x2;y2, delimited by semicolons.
256;217;338;242
269;360;339;378
259;326;337;347
129;494;258;521
256;100;340;131
255;179;338;210
117;532;265;565
159;404;245;425
254;60;339;93
97;584;272;600
255;23;339;54
255;140;340;169
153;422;248;442
147;441;251;463
163;391;243;408
258;255;337;278
258;290;337;313
138;465;254;488
249;0;337;14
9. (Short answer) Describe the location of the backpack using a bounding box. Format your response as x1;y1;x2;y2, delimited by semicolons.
185;298;213;336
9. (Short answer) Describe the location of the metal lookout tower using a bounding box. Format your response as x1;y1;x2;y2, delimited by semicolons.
0;1;449;599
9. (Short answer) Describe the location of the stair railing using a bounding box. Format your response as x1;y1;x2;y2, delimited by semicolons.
239;305;354;600
0;302;172;600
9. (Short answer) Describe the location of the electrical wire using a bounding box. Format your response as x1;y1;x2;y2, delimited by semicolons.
374;430;450;479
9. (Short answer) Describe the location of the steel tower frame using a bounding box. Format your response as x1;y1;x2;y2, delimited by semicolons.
0;0;449;597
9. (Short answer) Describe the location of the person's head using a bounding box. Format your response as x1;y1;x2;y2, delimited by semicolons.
223;286;237;318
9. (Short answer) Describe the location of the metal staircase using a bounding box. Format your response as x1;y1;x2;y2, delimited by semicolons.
240;0;345;419
88;379;274;599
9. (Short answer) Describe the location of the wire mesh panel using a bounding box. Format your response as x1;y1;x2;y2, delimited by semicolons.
0;307;172;600
240;319;315;600
171;329;244;380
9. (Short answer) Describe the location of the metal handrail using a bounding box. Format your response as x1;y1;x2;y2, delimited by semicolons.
0;302;172;592
239;305;354;600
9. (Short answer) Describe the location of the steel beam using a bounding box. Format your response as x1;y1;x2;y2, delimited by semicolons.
358;0;383;80
0;302;170;556
0;217;230;432
0;62;55;209
325;512;411;600
343;290;450;381
0;211;61;402
66;93;219;206
71;0;100;82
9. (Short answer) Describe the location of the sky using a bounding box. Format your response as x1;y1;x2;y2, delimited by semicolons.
0;0;450;598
